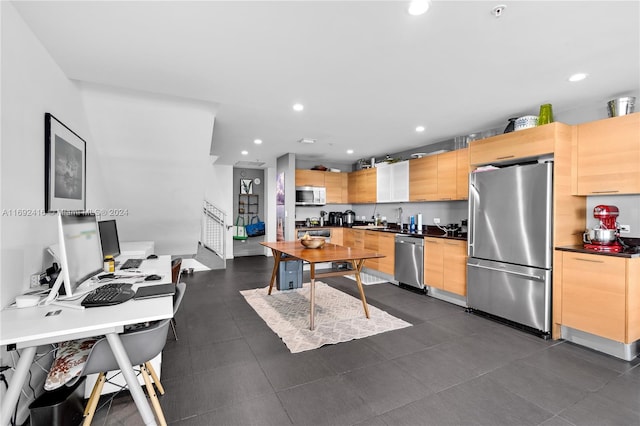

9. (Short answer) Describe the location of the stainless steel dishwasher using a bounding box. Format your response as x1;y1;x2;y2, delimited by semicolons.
394;234;424;290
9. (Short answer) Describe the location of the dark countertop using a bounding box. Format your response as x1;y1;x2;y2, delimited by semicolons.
555;245;640;259
295;223;467;241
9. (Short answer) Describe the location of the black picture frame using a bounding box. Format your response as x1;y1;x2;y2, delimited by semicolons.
45;113;87;213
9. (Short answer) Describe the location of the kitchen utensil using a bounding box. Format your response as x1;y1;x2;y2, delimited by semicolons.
538;104;554;125
583;205;623;252
300;237;326;249
503;117;518;133
514;115;538;131
607;97;635;117
583;228;618;244
343;210;356;227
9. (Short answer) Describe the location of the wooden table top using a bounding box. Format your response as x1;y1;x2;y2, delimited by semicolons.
261;241;384;263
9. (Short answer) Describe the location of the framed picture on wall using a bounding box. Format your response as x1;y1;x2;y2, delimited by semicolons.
44;113;87;213
240;178;253;194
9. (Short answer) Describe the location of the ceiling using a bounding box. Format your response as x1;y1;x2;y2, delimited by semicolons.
12;1;640;168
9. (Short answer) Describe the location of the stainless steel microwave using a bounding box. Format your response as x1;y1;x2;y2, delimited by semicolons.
295;186;326;206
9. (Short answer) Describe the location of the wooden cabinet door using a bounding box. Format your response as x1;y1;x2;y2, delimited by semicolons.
295;170;325;187
443;240;467;296
347;169;376;204
436;151;457;200
468;124;557;166
343;228;355;248
347;172;359;203
409;156;437;201
561;252;626;342
353;229;365;249
376;233;395;275
424;238;444;289
325;172;347;203
456;148;469;200
575;113;640;195
364;231;379;270
331;228;344;246
360;169;377;203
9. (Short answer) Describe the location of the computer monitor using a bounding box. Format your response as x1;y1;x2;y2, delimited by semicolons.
98;219;121;258
45;212;104;304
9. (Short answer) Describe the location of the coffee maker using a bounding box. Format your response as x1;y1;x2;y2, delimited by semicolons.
328;212;342;226
583;205;623;253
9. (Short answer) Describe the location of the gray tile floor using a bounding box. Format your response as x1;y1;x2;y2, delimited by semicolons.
93;256;640;426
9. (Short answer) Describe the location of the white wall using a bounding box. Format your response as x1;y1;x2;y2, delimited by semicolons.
0;3;110;421
1;2;109;307
79;83;216;255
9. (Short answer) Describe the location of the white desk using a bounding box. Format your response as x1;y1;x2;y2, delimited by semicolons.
0;255;173;426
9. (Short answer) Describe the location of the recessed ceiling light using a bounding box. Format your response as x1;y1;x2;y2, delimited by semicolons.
254;139;262;145
241;150;248;155
292;103;304;112
568;73;588;82
346;149;354;155
416;126;425;132
408;0;431;16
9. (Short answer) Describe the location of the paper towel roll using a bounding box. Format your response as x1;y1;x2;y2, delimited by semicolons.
417;213;423;230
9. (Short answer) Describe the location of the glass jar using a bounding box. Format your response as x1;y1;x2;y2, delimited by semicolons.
103;256;115;273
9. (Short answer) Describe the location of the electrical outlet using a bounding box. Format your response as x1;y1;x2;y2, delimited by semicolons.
619;224;631;233
30;273;40;287
433;218;440;224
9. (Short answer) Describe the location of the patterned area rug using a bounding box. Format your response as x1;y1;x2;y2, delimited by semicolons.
240;282;412;353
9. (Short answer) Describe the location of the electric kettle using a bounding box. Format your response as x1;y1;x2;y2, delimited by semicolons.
343;210;355;227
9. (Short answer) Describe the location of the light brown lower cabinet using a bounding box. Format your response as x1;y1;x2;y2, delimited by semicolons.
424;237;467;296
560;251;640;344
330;228;344;246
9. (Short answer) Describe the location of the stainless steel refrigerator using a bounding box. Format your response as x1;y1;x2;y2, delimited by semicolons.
467;162;553;334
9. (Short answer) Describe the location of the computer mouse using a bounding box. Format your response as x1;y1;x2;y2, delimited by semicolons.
147;254;158;259
144;274;162;281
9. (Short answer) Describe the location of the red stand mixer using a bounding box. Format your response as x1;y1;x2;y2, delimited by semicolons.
583;205;623;252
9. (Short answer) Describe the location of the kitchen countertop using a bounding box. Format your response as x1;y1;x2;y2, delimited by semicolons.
555;245;640;259
295;224;467;241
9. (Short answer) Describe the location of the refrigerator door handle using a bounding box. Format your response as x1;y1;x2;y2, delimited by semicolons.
468;263;543;281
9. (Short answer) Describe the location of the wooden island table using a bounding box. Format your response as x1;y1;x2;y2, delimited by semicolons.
261;241;384;330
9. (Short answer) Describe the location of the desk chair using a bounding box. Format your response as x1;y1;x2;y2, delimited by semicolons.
46;283;186;426
170;258;182;340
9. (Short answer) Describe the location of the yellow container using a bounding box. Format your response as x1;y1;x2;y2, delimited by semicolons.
103;256;115;273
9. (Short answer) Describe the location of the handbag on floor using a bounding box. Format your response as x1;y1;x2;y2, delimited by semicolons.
245;216;265;237
233;217;248;240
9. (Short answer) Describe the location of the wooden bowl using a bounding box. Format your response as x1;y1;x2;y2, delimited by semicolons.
300;237;326;249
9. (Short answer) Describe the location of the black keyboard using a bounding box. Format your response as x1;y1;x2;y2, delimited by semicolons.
120;258;143;270
81;283;135;307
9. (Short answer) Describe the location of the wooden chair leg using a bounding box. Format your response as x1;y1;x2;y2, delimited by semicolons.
140;364;167;426
83;372;106;425
145;361;165;395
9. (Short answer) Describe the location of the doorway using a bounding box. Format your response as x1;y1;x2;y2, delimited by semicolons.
232;168;265;257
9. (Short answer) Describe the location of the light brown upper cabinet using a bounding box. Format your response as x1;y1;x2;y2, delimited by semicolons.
574;113;640;195
468;124;557;166
295;170;325;187
325;172;348;203
348;168;377;204
456;148;470;199
409;149;468;202
409;155;438;201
